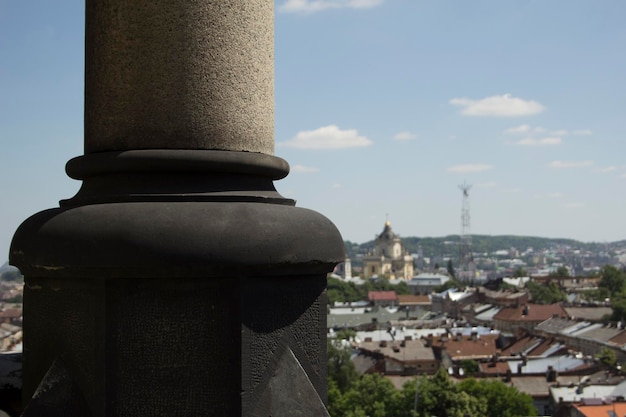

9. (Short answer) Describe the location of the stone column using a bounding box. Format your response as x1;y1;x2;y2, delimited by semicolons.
11;1;344;416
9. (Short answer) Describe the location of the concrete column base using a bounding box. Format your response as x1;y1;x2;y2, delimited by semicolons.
12;150;343;416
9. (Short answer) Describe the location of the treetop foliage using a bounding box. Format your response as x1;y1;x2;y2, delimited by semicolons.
327;276;410;305
597;265;626;322
526;280;566;305
327;342;537;417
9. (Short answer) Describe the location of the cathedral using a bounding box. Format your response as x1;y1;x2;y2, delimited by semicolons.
362;220;414;280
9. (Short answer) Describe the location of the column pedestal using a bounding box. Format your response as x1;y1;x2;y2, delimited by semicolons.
12;151;343;416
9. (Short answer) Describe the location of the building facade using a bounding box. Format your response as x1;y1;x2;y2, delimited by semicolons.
362;221;414;280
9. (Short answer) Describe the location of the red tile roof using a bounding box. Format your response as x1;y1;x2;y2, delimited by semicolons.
608;331;626;347
430;333;499;359
500;335;562;357
397;294;430;305
500;335;537;356
0;308;22;319
493;304;567;323
368;291;397;302
574;402;626;417
479;361;510;375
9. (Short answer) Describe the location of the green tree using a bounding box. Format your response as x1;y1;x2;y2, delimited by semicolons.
394;281;411;295
512;267;528;278
447;259;456;279
335;373;400;417
327;340;359;394
610;297;626;323
596;346;617;368
526;280;566;304
499;281;517;291
458;378;537;417
549;266;570;277
335;329;357;341
599;265;626;297
434;278;464;293
327;379;345;417
580;287;610;303
327;277;362;305
413;369;486;417
459;359;479;376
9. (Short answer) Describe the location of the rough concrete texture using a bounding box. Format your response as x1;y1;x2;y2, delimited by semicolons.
21;275;328;416
253;348;330;417
85;1;274;154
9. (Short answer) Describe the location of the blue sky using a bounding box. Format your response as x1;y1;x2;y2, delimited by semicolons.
1;0;626;261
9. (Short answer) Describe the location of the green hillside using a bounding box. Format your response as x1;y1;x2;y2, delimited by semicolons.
346;235;615;260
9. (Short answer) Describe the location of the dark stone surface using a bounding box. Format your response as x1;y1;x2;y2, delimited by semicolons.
252;348;330;417
11;151;343;279
21;358;91;417
22;278;105;414
21;274;330;416
0;353;22;417
242;276;328;414
12;149;343;415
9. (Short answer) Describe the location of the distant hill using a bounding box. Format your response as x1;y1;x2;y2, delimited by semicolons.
0;262;23;282
345;235;619;260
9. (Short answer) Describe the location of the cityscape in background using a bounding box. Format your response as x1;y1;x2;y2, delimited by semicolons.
2;1;625;416
2;215;626;415
324;218;626;416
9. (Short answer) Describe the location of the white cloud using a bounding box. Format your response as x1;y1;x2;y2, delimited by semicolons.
596;166;617;173
450;94;545;117
393;131;417;141
565;202;585;209
447;164;494;173
476;182;498;188
332;183;342;189
504;124;547;134
291;164;319;173
573;129;593;136
534;192;565;199
514;137;562;147
504;124;531;134
548;160;594;169
550;130;568;136
280;125;373;149
499;187;521;193
278;0;384;13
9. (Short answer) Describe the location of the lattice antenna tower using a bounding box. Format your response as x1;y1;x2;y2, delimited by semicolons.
459;182;474;278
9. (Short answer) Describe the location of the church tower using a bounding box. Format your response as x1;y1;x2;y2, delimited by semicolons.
362;220;414;280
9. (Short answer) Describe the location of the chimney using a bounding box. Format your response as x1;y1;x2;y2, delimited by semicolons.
424;335;433;348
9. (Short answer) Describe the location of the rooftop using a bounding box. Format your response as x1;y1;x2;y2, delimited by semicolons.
358;339;436;363
573;402;626;417
493;303;567;322
430;333;499;359
397;294;431;305
368;291;397;302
